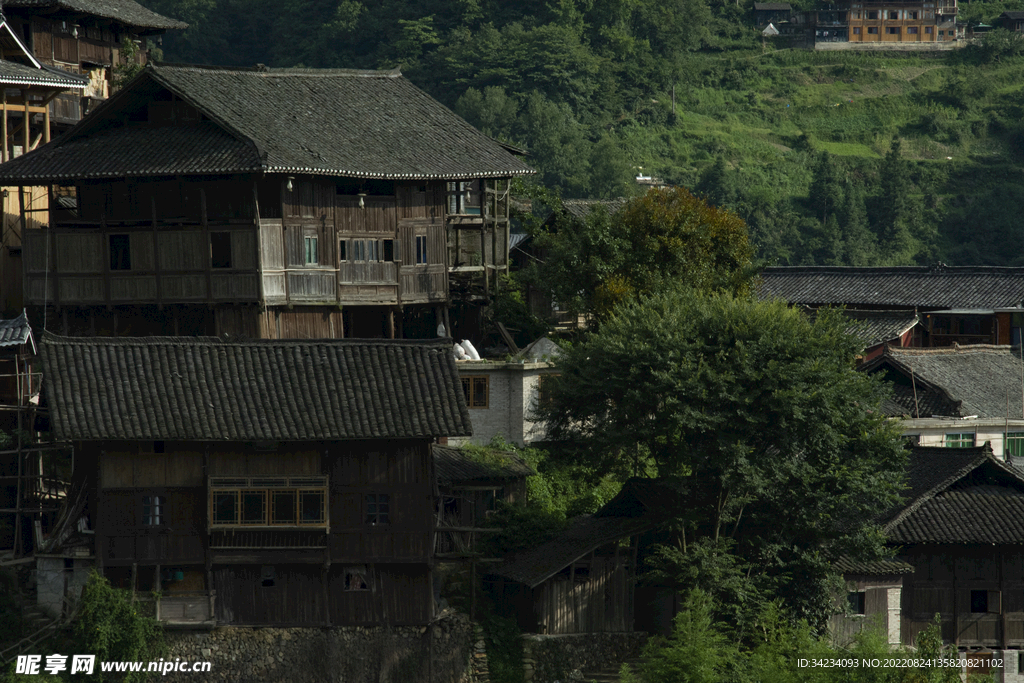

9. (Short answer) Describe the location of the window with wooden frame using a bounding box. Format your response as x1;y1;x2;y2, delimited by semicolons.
868;26;879;33
537;373;561;409
971;589;1001;614
365;493;390;525
304;234;319;265
344;566;371;591
383;239;396;262
209;476;327;527
461;376;489;408
211;232;232;269
109;234;131;270
848;591;866;615
415;235;428;265
339;239;347;262
887;26;900;34
142;495;164;526
868;10;879;18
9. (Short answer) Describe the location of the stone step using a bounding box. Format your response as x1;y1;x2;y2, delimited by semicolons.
582;657;644;683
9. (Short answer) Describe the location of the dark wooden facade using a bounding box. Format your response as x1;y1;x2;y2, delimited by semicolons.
40;334;473;626
1;64;532;338
24;173;451;338
88;439;435;626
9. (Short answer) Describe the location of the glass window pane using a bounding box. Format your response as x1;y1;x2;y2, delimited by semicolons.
241;491;266;524
213;492;237;524
300;491;324;523
271;491;296;524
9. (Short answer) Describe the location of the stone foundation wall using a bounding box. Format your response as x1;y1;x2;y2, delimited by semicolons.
161;611;488;683
521;632;648;683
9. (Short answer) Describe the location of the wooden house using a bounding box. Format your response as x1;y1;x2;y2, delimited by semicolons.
829;557;914;647
860;344;1024;458
0;64;533;340
433;445;533;558
760;264;1024;347
489;479;684;634
997;10;1024;31
880;445;1024;650
840;309;918;360
0;1;184;314
754;2;793;27
39;332;472;626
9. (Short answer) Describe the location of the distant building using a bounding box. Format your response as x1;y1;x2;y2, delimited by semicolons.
754;2;793;27
997;10;1024;32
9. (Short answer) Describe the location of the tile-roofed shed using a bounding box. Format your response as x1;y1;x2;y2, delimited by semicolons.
861;345;1024;418
0;64;535;183
40;333;472;441
3;0;186;30
561;198;628;222
760;265;1024;309
842;309;918;347
433;445;534;485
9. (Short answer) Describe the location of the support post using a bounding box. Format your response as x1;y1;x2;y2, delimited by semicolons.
2;89;8;163
21;89;29;157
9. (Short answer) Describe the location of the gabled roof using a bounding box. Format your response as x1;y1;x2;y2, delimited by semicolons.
0;310;33;350
884;445;1024;544
760;265;1024;309
433;445;534;485
861;345;1024;418
489;515;654;588
3;0;187;30
595;478;688;518
842;309;918;347
1001;10;1024;19
41;333;472;441
0;64;534;183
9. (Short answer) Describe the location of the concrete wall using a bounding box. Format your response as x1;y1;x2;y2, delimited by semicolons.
901;419;1024;457
452;361;558;447
35;557;91;618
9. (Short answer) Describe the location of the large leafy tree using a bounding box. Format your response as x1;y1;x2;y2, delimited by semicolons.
539;290;906;625
530;187;754;322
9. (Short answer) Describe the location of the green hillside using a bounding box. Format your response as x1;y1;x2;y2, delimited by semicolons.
138;0;1024;266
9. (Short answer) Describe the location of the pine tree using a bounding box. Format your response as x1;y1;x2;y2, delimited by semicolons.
841;180;876;265
876;138;915;263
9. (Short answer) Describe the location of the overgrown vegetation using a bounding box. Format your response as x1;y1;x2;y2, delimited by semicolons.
621;591;981;683
1;571;164;682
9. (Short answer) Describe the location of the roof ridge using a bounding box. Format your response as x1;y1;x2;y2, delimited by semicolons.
763;265;1024;273
152;63;401;78
887;344;1018;355
885;446;1011;533
40;331;453;349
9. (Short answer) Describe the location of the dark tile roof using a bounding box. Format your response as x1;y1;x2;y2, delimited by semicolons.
754;2;792;10
0;64;534;183
0;61;90;88
833;557;915;575
433;445;534;485
561;198;628;222
880;444;1024;544
841;309;918;347
760;265;1024;309
1001;10;1024;19
862;345;1024;418
4;0;187;30
0;123;260;181
0;310;32;348
40;332;472;441
489;515;654;587
595;478;689;518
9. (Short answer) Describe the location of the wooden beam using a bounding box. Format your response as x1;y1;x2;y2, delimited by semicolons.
2;90;8;163
22;90;30;156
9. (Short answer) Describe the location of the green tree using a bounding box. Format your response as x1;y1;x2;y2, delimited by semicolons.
876;138;915;263
531;187;753;322
71;571;164;682
808;151;844;225
539;291;906;625
842;180;876;266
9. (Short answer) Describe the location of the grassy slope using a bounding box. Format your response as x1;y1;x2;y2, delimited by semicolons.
609;41;1024;264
